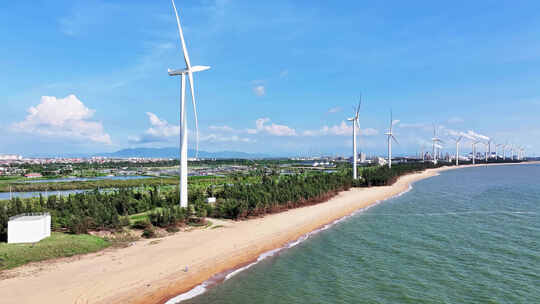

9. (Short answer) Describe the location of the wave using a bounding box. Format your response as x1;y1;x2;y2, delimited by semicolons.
165;184;414;304
365;211;537;217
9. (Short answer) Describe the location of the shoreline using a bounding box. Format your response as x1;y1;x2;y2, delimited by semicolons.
0;162;536;304
164;182;416;304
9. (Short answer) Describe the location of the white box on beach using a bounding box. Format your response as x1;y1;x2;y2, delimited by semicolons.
8;213;51;244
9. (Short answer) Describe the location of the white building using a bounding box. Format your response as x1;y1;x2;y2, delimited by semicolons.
360;152;366;163
0;154;22;161
377;157;388;166
8;213;51;244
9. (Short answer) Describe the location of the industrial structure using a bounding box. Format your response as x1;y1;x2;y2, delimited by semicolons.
8;213;51;244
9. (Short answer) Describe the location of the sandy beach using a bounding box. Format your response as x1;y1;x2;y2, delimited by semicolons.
0;163;532;304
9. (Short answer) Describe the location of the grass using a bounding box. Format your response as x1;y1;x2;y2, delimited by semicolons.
127;207;166;224
128;213;150;223
0;232;110;271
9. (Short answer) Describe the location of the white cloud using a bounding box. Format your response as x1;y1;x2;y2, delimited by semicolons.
327;107;342;113
129;112;180;144
253;85;266;97
467;130;490;141
362;128;379;136
280;70;289;78
303;121;378;137
12;95;112;144
209;125;235;132
131;114;257;144
251;118;297;136
201;134;254;143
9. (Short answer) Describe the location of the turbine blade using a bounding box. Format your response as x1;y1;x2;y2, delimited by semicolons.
191;65;211;72
356;95;361;117
188;72;199;159
392;135;399;145
172;0;191;69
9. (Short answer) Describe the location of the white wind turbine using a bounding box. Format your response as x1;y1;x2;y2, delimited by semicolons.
168;0;211;208
384;111;399;168
431;125;443;162
347;100;361;179
503;142;510;160
495;143;502;160
481;142;489;163
472;140;480;165
510;144;515;160
452;136;463;166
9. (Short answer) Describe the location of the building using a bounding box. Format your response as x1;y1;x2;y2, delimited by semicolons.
360;152;366;163
0;154;22;161
25;173;43;178
376;157;388;166
8;213;51;244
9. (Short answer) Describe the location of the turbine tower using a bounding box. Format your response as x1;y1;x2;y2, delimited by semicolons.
431;125;442;163
482;142;489;163
168;0;211;207
347;99;361;179
452;136;463;166
472;140;479;165
495;143;502;160
510;144;515;161
385;111;398;168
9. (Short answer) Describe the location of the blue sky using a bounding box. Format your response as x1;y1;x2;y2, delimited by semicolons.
1;0;540;157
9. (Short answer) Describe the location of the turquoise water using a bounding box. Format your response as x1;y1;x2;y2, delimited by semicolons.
181;164;540;304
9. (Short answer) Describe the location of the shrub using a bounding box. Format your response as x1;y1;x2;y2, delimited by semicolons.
142;227;156;238
166;226;180;233
119;216;130;227
131;219;151;229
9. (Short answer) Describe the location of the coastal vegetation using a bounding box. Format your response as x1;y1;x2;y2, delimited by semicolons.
0;232;109;270
0;177;174;193
0;160;526;270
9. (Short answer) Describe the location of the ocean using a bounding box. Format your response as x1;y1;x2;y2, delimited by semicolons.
176;164;540;303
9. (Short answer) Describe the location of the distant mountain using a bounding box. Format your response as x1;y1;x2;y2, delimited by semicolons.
97;147;273;159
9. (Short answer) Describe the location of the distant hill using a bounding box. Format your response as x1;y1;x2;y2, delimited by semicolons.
97;147;273;159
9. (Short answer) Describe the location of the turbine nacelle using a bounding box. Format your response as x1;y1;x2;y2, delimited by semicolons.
168;65;211;76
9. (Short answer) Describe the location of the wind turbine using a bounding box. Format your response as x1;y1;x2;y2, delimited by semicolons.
503;142;509;160
495;143;502;160
431;125;443;163
481;142;489;163
452;136;463;166
472;140;479;165
385;111;398;168
168;0;211;208
510;144;515;161
347;99;361;179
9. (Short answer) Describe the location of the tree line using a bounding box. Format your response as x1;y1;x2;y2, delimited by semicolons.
0;162;454;241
